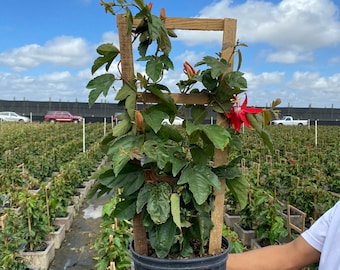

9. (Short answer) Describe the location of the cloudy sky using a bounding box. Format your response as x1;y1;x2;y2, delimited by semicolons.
1;0;340;108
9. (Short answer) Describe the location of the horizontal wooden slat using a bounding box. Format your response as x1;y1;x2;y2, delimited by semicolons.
133;17;235;31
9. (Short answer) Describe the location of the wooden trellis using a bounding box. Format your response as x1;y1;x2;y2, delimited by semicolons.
287;204;306;240
116;14;237;255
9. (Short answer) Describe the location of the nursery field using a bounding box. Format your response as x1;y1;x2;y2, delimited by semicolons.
0;122;106;269
241;125;340;222
0;122;339;269
226;125;340;252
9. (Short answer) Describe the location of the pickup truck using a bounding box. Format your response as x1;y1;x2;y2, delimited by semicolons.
271;116;309;126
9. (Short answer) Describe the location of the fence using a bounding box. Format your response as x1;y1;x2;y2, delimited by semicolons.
0;99;340;124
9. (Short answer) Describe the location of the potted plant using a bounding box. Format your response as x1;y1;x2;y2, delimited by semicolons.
18;190;55;270
0;209;28;270
87;0;275;268
233;195;256;247
250;187;287;248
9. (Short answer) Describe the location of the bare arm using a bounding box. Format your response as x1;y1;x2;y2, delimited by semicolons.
227;236;320;270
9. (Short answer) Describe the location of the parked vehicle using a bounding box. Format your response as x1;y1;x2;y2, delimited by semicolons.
161;116;184;125
271;116;309;126
44;111;82;123
0;111;30;123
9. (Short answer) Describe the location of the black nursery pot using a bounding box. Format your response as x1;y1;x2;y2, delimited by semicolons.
130;237;229;270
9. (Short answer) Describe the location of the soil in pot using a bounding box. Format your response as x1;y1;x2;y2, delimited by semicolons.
130;237;229;270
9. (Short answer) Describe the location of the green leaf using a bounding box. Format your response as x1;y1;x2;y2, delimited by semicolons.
201;125;231;150
191;105;208;124
157;125;184;143
91;43;120;74
136;183;152;214
115;80;136;101
87;74;115;107
260;129;274;154
158;27;172;55
114;199;136;220
149;218;177;258
108;163;144;196
125;92;137;119
108;135;144;176
226;175;249;209
203;56;229;78
246;113;274;154
143;139;172;169
138;39;149;58
159;54;174;70
146;85;177;113
170;193;181;230
226;71;247;89
190;146;209;166
111;119;132;137
143;110;167;133
202;70;218;91
147;182;172;224
146;58;163;82
147;15;164;41
178;165;221;205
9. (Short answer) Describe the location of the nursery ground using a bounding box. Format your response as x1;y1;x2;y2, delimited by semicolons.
49;191;111;270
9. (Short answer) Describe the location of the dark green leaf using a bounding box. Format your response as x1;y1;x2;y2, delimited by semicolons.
146;85;177;113
178;165;221;205
190;146;209;166
147;182;172;224
149;218;177;258
146;58;163;82
159;54;174;70
191;105;208;124
226;175;249;209
87;74;115;107
114;199;136;220
137;183;152;214
108;135;144;176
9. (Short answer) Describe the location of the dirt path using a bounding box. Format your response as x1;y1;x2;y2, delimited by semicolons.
49;192;110;270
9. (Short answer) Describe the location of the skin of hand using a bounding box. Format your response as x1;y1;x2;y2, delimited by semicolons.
226;236;320;270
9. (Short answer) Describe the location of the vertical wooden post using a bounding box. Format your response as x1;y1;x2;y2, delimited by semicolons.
116;14;135;82
117;14;148;255
209;19;236;254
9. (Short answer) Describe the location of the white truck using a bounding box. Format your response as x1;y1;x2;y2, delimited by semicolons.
271;116;309;126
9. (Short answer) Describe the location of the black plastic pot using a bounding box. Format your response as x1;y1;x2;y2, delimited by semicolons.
130;237;229;270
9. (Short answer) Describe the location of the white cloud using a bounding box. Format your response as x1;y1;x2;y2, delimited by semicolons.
245;71;285;88
266;50;314;64
174;50;205;66
176;0;340;64
101;31;120;46
0;36;92;72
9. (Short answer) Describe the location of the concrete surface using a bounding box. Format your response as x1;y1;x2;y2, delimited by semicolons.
49;192;110;270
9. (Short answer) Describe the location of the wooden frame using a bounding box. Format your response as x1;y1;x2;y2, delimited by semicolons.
116;14;237;255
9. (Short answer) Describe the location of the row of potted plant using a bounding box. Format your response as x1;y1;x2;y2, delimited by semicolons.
0;123;105;208
224;126;339;249
0;126;105;269
0;148;104;269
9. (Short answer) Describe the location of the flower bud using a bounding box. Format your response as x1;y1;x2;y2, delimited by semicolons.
147;2;152;11
183;61;196;79
160;8;166;21
135;110;145;132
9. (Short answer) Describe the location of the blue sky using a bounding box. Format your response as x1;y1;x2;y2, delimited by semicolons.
1;0;340;108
